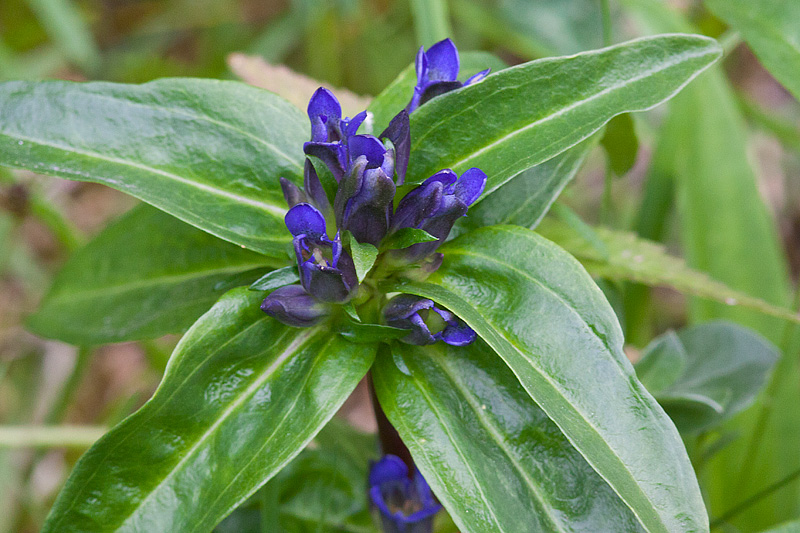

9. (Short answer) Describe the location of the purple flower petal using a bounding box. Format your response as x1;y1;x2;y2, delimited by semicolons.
307;87;342;142
348;134;387;169
465;68;491;86
285;203;326;238
344;110;368;138
454;167;487;206
260;285;328;327
279;177;306;208
380;110;410;185
369;455;409;486
303;159;331;212
425;38;459;81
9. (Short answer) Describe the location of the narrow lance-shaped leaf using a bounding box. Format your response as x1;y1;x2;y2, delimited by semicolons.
406;34;721;195
388;225;707;533
0;78;307;257
705;0;800;102
453;137;596;236
373;340;644;532
43;288;375;532
28;205;283;345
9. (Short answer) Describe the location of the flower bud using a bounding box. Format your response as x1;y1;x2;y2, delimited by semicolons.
260;285;328;327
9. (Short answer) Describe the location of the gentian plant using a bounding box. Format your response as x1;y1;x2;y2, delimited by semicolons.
3;31;755;532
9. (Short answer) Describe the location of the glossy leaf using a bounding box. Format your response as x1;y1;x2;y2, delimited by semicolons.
27;205;279;345
0;78;307;256
42;289;375;532
705;0;800;101
380;227;437;250
535;219;800;325
406;35;720;195
366;52;508;133
637;322;779;433
249;265;300;292
373;340;643;532
388;225;707;533
454;138;595;236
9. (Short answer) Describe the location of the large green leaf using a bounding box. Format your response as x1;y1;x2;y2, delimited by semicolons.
367;51;508;133
0;78;307;257
373;340;643;532
43;289;375;532
27;205;281;345
705;0;800;101
454;138;595;236
406;34;720;193
636;322;780;434
388;225;707;533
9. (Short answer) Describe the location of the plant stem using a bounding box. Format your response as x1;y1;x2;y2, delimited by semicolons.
0;426;106;448
600;0;613;47
712;465;800;528
367;368;413;469
410;0;452;48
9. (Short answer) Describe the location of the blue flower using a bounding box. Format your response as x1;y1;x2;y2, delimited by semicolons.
286;203;357;303
334;134;397;246
303;87;368;181
260;284;328;327
391;167;487;262
383;294;476;346
407;38;490;113
369;455;441;533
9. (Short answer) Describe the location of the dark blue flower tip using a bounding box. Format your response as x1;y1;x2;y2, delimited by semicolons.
308;87;342;142
285;203;326;239
407;38;490;113
383;294;476;346
260;284;328;327
380;110;410;185
279;177;307;208
369;455;441;533
390;168;487;262
303;158;331;213
349;134;391;171
304;141;347;182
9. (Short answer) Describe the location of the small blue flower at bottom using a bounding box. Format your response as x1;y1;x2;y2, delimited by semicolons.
369;455;441;533
384;294;476;346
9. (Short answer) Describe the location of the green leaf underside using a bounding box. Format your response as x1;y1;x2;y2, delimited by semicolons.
388;225;707;533
373;340;643;532
0;78;307;257
43;289;375;532
600;113;639;176
536;219;800;325
381;227;438;250
638;322;779;434
27;205;280;345
406;34;721;196
249;265;300;292
367;51;509;133
454;137;596;236
705;0;800;101
345;232;379;283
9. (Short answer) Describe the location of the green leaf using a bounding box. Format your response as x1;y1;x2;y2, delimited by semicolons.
380;227;438;250
388;225;707;533
24;0;101;73
600;113;639;175
406;34;721;194
705;0;800;101
335;321;409;344
536;219;800;325
249;266;300;292
637;322;779;434
372;340;644;532
410;0;452;48
27;205;277;345
634;331;687;394
762;520;800;533
344;231;379;283
0;78;307;257
42;289;375;532
454;138;595;236
366;52;508;133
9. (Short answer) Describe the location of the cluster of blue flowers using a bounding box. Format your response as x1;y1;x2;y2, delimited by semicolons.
260;38;488;351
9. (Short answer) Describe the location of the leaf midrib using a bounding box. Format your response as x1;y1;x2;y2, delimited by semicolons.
115;327;320;531
427;348;568;533
411;36;716;174
2;131;289;219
